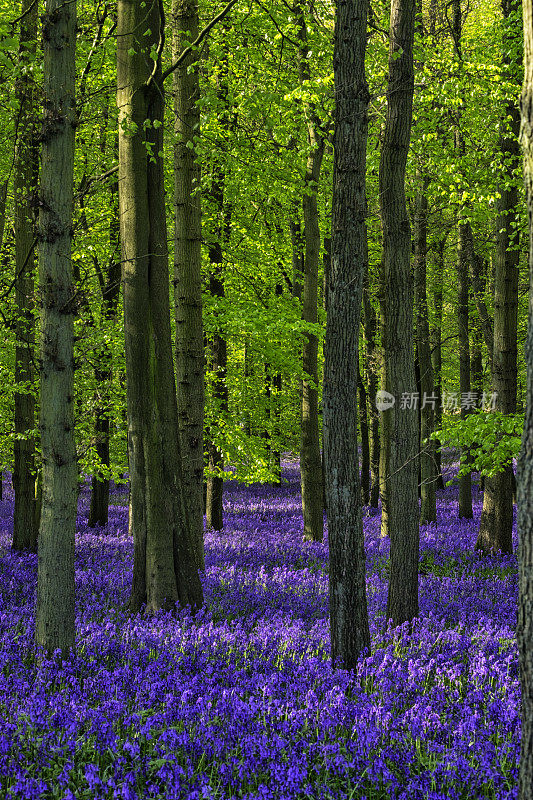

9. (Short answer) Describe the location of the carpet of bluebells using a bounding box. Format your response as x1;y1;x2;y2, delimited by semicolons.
0;456;520;799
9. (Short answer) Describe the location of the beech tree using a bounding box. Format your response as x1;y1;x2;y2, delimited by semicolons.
12;0;38;552
476;0;521;555
173;0;205;565
324;0;371;669
296;1;324;542
117;0;203;613
518;0;533;793
379;0;419;626
35;0;78;653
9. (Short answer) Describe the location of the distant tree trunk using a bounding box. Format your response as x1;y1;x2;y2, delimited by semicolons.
362;269;380;507
88;154;120;528
517;0;533;790
452;0;473;519
271;282;283;484
358;370;370;505
290;211;304;303
297;3;324;541
414;179;437;523
13;0;38;552
476;0;520;555
379;0;419;626
467;227;494;371
173;0;205;566
431;237;445;489
35;0;77;654
323;0;371;670
117;0;203;614
205;27;231;533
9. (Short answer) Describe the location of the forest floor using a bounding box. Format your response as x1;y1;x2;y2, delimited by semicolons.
0;457;519;799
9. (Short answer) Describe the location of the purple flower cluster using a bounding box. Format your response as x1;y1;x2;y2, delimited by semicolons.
0;458;519;799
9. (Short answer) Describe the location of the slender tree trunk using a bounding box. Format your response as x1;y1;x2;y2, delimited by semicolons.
358;370;370;505
323;0;371;669
431;237;445;490
89;153;120;528
117;0;203;614
476;0;520;555
297;3;324;541
467;226;494;371
363;269;380;507
173;0;205;565
379;0;419;626
518;0;533;790
452;0;473;518
13;0;38;552
35;0;77;654
414;180;437;522
205;27;232;533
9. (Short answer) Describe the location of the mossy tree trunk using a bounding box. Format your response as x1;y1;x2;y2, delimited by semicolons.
35;0;78;654
117;0;203;614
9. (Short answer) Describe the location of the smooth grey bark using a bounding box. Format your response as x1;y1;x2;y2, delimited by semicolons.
414;180;437;522
518;0;533;790
35;0;77;654
117;0;203;614
297;2;324;542
173;0;205;566
323;0;371;670
13;0;38;552
379;0;419;626
476;0;520;555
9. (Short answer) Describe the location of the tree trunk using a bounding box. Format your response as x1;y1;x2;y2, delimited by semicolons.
452;0;473;519
297;3;324;542
358;370;370;505
173;0;205;565
517;0;533;790
431;237;445;490
35;0;77;654
476;0;520;555
379;0;419;626
362;269;380;507
89;149;120;528
205;27;232;533
13;0;38;553
323;0;371;669
414;180;437;523
117;0;203;614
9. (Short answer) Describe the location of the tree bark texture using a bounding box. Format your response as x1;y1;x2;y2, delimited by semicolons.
452;0;473;519
430;238;445;490
518;0;533;790
358;370;370;505
323;0;371;670
476;0;520;555
13;0;38;552
363;269;380;507
297;3;324;542
173;0;205;565
379;0;419;626
117;0;203;614
35;0;77;654
414;181;437;523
